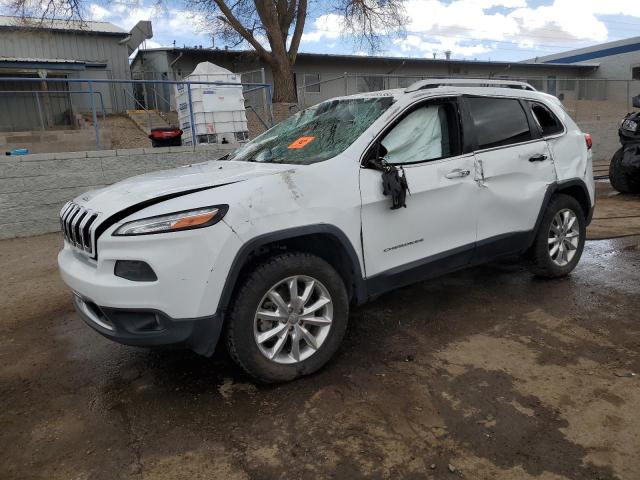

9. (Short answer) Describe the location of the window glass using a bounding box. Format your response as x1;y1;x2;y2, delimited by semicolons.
381;104;454;164
304;73;320;93
632;66;640;81
467;97;532;149
225;97;394;165
531;102;563;136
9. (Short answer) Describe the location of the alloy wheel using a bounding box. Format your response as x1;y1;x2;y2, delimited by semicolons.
548;208;580;267
253;275;333;364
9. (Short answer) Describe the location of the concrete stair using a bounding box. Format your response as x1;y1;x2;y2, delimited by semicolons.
126;109;173;135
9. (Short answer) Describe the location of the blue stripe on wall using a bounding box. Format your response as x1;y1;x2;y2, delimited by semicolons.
545;42;640;64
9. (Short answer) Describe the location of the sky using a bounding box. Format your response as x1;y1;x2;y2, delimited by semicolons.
19;0;640;61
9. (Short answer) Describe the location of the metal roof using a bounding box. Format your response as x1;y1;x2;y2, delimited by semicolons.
0;57;107;71
132;47;600;70
0;57;85;64
0;15;127;35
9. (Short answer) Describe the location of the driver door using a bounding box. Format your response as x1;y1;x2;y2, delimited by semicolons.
360;97;478;291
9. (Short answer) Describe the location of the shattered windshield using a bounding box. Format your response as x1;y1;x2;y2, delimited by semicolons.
226;97;394;165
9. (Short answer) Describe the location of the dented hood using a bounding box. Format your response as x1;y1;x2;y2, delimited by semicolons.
73;160;294;218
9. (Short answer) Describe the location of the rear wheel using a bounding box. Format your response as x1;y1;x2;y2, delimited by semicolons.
609;148;640;193
225;252;349;383
528;194;586;278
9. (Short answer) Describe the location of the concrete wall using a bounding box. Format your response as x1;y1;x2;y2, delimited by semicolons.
1;128;112;154
0;145;234;239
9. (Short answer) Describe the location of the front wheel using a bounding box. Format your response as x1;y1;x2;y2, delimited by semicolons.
527;194;586;278
225;252;349;383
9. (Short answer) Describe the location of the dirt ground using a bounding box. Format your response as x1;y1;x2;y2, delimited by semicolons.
1;182;640;480
104;115;153;150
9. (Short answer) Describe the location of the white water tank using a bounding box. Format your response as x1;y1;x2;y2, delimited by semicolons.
175;62;249;146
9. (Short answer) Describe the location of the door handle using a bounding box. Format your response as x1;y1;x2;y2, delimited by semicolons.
445;168;471;179
529;154;548;162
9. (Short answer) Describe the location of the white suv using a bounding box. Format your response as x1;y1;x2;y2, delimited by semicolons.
58;79;595;382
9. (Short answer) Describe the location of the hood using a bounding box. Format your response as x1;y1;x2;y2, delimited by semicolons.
74;160;295;219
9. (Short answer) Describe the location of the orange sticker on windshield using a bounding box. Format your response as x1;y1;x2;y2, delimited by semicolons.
288;136;315;149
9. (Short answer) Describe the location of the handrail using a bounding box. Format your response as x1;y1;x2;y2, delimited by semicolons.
146;83;172;111
245;105;269;130
122;88;169;131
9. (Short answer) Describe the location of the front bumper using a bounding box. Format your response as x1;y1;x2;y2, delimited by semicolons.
58;219;243;355
72;293;222;355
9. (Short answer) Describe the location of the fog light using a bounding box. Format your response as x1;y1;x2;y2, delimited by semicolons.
114;260;157;282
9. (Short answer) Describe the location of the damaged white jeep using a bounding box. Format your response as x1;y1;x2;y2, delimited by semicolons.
58;79;595;382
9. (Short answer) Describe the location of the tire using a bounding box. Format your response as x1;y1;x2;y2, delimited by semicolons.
225;252;349;383
528;194;586;278
609;148;640;194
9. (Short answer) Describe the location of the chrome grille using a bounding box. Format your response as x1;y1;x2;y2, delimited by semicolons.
60;202;99;257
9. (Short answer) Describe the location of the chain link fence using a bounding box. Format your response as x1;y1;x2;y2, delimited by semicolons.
296;74;640;163
0;76;273;155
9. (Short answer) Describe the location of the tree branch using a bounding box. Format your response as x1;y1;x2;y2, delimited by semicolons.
212;0;271;61
287;0;307;62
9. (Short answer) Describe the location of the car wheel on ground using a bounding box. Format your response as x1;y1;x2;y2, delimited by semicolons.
609;148;640;194
528;194;586;278
225;252;349;383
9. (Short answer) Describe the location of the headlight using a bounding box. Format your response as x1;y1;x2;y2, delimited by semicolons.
623;119;638;132
113;205;228;236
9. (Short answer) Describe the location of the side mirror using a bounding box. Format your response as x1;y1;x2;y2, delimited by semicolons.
364;142;388;169
633;95;640;109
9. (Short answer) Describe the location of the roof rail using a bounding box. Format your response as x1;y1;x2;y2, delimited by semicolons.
405;78;537;93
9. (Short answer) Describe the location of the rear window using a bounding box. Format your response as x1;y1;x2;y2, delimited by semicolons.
530;102;564;136
466;97;532;150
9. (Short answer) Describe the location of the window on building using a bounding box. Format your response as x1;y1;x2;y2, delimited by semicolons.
304;74;320;93
632;67;640;80
466;97;532;150
530;102;564;137
381;102;459;165
357;75;384;92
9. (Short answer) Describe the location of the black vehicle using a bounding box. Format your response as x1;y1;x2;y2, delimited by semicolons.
609;95;640;193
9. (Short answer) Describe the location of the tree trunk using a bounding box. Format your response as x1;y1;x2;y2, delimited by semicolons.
270;56;297;103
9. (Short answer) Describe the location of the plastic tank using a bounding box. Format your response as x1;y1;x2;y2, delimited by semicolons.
174;62;249;146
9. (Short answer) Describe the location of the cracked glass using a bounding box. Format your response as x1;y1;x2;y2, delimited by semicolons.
225;97;395;165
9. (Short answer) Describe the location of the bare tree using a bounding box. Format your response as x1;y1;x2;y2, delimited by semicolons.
9;0;406;103
7;0;85;23
191;0;407;102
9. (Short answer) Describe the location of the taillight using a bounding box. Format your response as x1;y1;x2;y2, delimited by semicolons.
585;133;593;150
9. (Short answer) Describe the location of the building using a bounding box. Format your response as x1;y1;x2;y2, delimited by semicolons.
529;36;640;104
0;16;152;132
130;48;598;111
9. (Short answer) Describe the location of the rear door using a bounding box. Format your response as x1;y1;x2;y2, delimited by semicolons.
464;95;557;253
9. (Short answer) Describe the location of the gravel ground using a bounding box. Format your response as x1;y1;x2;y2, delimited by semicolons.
1;182;640;480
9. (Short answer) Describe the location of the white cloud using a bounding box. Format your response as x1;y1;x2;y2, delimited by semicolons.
393;34;493;58
302;0;640;59
141;39;163;49
301;14;345;42
89;4;111;21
